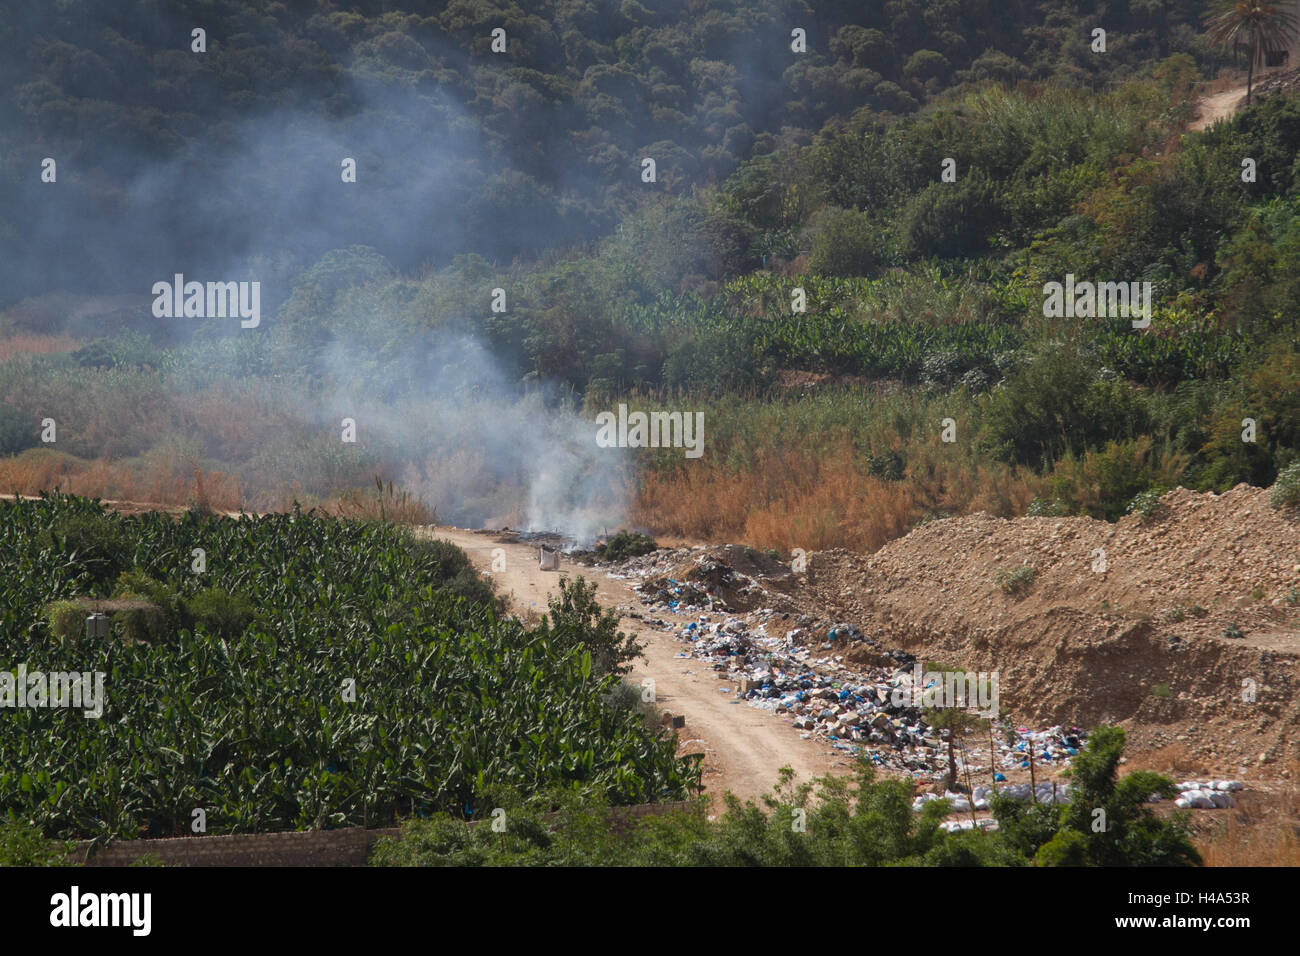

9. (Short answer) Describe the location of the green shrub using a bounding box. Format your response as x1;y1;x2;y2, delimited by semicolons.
595;530;658;562
114;570;182;641
662;328;764;395
982;346;1150;468
48;512;130;588
185;587;255;639
603;678;661;732
1125;489;1167;522
535;576;642;677
1033;829;1090;866
903;49;951;83
806;206;884;278
44;600;85;639
0;821;71;866
866;451;905;481
0;403;40;456
1043;437;1177;521
72;330;163;370
897;172;1003;260
995;565;1035;595
1042;726;1198;866
1271;461;1300;511
406;535;502;611
1027;496;1071;517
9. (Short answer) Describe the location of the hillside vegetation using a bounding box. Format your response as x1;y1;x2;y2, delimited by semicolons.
3;3;1298;547
3;0;1217;299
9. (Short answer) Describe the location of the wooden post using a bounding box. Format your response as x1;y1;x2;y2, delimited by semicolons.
989;725;999;795
962;737;977;826
1028;737;1037;804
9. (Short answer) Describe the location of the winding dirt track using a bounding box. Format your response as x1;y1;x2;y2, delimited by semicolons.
1189;84;1248;132
423;527;842;810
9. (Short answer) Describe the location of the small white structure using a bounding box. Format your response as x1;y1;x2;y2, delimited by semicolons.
539;547;560;571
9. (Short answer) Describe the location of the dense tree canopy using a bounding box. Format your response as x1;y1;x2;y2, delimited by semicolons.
1;0;1218;301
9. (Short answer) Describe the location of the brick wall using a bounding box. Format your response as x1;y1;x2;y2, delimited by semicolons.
76;801;695;867
78;827;402;867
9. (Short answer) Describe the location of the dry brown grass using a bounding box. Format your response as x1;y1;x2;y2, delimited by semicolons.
633;443;1041;552
1118;753;1300;866
1122;742;1211;779
0;449;433;526
0;334;79;362
0;450;243;511
323;477;434;526
1196;765;1300;867
179;387;299;462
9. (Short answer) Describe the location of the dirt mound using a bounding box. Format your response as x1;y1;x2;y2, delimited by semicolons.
802;485;1300;776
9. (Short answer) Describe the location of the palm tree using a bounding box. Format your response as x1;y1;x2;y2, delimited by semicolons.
1205;1;1300;105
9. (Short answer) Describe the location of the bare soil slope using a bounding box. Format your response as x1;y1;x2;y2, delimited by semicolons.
800;485;1299;776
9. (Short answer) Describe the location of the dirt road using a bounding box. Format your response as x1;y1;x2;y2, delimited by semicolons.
423;526;842;810
1190;84;1248;132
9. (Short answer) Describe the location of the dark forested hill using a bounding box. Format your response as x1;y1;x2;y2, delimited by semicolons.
1;0;1214;303
3;0;1300;601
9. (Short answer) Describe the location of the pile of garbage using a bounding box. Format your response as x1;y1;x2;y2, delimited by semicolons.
619;555;1090;783
997;728;1083;772
618;545;797;614
939;818;1000;833
912;777;1248;821
669;613;948;774
614;548;1260;825
981;781;1072;806
1172;780;1244;809
913;781;1072;815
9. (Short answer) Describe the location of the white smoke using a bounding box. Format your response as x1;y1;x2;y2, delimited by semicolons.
317;329;631;542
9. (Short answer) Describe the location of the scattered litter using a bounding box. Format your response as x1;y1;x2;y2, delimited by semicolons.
605;544;1091;785
1172;780;1244;809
